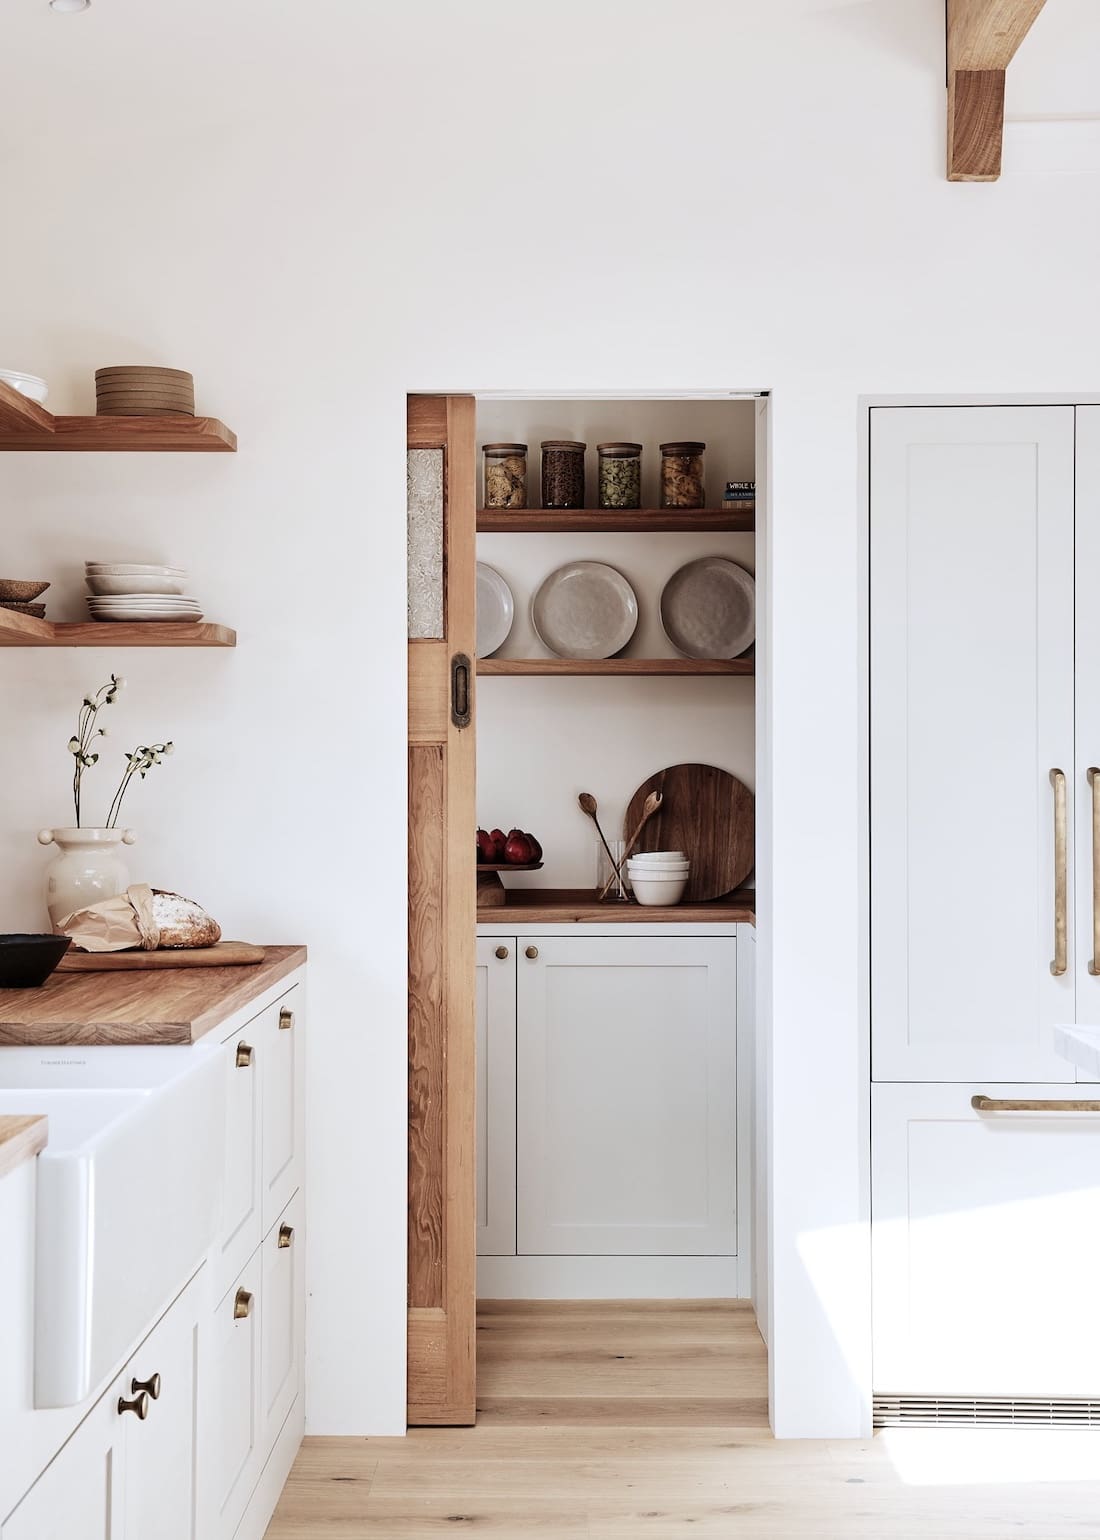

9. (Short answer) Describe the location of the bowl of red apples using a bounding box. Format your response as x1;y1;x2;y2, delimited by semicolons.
476;827;543;867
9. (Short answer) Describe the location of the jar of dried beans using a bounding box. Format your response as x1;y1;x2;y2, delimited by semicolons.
597;443;642;509
541;441;586;509
483;443;528;509
660;441;706;508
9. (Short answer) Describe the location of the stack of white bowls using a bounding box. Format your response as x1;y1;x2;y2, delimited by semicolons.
626;851;691;907
85;562;204;623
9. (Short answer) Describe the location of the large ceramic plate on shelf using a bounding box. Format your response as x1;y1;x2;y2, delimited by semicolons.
624;762;754;902
660;557;755;659
476;562;515;658
531;561;638;660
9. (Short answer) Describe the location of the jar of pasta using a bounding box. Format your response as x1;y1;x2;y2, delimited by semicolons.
597;443;642;509
483;443;528;509
659;441;706;508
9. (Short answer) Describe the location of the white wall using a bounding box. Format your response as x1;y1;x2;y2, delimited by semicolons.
1;0;1099;1438
476;397;755;889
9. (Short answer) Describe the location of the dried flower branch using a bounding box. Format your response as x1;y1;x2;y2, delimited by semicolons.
105;742;174;829
68;674;124;827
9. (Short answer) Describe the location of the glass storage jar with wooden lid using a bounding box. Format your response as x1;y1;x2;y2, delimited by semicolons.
660;441;706;508
541;441;586;509
483;443;528;509
597;443;642;509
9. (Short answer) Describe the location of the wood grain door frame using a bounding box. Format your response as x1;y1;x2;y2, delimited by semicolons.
406;394;477;1425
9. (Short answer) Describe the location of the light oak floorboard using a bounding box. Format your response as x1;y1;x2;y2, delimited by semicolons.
266;1302;1100;1539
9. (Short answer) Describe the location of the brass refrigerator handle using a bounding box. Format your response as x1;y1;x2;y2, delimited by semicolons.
1051;768;1068;977
972;1095;1100;1113
1084;766;1090;973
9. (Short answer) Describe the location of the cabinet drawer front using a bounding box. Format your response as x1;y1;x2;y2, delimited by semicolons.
122;1285;200;1540
873;1083;1100;1396
2;1384;121;1540
517;937;736;1256
209;1258;262;1538
261;1189;304;1449
262;986;303;1234
217;1023;262;1297
870;406;1076;1082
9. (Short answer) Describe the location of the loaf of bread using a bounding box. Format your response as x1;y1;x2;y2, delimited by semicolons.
151;889;222;949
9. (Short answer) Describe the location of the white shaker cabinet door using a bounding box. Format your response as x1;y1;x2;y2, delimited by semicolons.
1075;407;1100;1043
872;1083;1100;1396
1;1384;121;1540
516;936;736;1256
870;406;1076;1082
476;939;517;1257
121;1284;201;1540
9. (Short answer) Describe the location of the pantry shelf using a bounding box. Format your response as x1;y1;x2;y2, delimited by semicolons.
0;610;236;647
0;380;236;452
477;504;754;533
478;657;753;677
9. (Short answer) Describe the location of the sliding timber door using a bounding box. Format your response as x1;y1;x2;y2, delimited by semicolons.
406;395;477;1424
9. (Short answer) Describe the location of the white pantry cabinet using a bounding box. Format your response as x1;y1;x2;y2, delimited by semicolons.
872;1083;1100;1396
476;930;742;1289
870;405;1076;1083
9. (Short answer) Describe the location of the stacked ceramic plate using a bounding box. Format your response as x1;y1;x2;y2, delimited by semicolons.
626;851;691;907
85;563;203;623
0;369;48;403
94;366;195;417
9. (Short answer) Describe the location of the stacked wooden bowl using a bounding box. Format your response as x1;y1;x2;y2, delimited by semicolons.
95;366;195;417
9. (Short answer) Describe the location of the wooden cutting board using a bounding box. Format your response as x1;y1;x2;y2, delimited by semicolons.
55;941;266;972
624;763;754;902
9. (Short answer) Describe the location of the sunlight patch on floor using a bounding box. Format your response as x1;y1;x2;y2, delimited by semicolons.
880;1426;1100;1487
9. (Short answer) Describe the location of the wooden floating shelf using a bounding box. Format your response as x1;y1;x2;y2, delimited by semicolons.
0;380;236;452
0;610;235;648
478;657;753;677
477;887;756;925
477;505;754;533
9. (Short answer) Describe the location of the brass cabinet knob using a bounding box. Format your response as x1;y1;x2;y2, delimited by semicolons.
277;1223;294;1249
131;1372;161;1401
495;946;509;960
525;946;539;960
278;1007;295;1031
236;1041;254;1068
234;1288;254;1320
118;1390;150;1420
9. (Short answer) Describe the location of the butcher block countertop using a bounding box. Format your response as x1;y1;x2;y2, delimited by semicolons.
0;945;307;1047
477;888;756;925
0;1115;47;1177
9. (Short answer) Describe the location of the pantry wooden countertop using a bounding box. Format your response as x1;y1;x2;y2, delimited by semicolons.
476;888;756;925
0;1115;47;1177
0;945;307;1046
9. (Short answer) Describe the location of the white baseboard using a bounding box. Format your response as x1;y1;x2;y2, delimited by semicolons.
477;1254;742;1299
233;1396;304;1540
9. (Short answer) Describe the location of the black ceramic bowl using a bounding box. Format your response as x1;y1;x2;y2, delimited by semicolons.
0;934;72;988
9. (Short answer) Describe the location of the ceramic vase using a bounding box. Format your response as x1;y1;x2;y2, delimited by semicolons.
37;826;137;927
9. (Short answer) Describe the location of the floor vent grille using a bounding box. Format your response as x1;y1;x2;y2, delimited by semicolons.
874;1396;1100;1429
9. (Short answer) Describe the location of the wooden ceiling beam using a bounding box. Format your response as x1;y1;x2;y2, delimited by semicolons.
947;0;1048;181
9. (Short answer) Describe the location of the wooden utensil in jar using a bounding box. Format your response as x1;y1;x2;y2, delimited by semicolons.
597;789;663;902
578;792;619;875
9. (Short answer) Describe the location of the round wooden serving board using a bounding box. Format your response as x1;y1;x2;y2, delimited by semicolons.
624;763;754;902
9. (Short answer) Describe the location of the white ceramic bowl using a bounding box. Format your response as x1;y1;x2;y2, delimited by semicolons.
630;874;689;907
0;369;48;403
85;563;186;576
628;862;689;876
86;574;186;596
629;852;689;865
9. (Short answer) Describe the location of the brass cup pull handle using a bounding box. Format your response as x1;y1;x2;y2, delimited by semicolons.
236;1041;254;1068
973;1094;1100;1113
278;1007;295;1031
131;1372;161;1401
234;1288;254;1320
118;1391;150;1420
1084;766;1090;973
278;1223;294;1249
525;946;539;960
1051;768;1068;977
495;946;509;960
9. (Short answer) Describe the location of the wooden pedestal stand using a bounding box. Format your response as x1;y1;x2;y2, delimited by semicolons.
476;862;543;907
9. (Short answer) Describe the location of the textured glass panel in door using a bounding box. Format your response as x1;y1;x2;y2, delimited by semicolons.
407;447;444;639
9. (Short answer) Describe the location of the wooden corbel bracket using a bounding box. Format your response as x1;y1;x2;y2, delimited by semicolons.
947;0;1048;180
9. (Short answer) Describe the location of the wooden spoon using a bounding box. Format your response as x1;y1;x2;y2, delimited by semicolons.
597;789;664;902
578;792;619;877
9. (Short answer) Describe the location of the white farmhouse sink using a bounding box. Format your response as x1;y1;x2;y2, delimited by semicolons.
0;1044;224;1407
